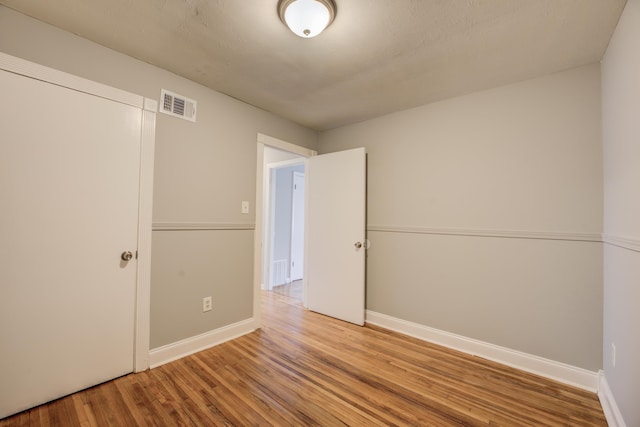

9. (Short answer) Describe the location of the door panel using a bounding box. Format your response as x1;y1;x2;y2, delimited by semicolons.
0;69;141;417
290;172;305;281
306;148;366;325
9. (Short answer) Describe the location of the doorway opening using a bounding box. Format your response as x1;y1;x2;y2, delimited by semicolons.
264;156;305;303
253;134;316;326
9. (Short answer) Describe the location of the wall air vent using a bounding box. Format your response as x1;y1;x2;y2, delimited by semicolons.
160;89;197;122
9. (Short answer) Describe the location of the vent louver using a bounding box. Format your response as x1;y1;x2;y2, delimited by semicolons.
160;89;196;122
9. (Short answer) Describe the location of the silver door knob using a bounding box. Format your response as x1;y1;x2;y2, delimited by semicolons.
354;242;363;249
121;251;133;261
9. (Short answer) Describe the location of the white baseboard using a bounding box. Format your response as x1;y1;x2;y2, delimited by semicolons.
365;310;599;392
149;318;258;368
598;372;627;427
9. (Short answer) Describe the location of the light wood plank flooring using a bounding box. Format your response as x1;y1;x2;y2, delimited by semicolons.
271;280;303;301
1;290;606;426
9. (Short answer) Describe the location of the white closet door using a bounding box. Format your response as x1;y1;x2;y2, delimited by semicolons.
0;68;141;418
306;148;366;325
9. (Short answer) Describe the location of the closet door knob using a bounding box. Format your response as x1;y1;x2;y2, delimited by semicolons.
121;251;133;261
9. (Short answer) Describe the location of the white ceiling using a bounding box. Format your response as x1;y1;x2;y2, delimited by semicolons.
0;0;627;131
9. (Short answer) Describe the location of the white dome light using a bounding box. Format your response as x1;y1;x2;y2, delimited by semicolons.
278;0;336;38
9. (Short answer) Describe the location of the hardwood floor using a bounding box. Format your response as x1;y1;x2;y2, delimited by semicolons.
1;291;607;426
271;280;303;301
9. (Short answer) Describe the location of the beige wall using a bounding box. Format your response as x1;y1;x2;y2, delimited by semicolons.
0;6;318;348
601;0;640;424
319;65;604;371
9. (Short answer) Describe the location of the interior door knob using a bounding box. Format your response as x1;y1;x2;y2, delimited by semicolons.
354;242;363;249
121;251;133;261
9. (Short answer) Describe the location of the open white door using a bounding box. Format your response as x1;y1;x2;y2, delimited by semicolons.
306;147;366;325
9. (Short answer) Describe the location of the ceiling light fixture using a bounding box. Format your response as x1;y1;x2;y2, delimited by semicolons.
278;0;336;38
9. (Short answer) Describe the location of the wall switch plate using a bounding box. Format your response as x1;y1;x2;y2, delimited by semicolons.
611;343;616;368
203;296;212;312
241;201;249;214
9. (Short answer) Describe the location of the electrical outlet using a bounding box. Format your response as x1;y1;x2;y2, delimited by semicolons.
611;343;616;368
203;296;212;312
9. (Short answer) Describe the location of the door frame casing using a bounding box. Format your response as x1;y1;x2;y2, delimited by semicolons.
135;100;156;372
0;52;156;373
254;133;316;326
